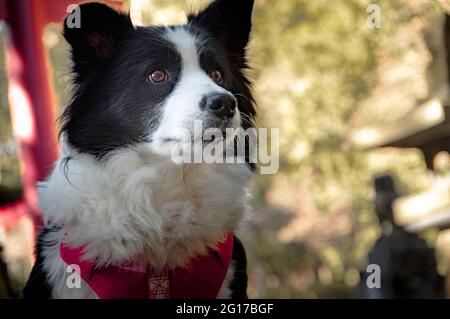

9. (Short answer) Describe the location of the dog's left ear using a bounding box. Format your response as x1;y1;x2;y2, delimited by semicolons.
188;0;254;59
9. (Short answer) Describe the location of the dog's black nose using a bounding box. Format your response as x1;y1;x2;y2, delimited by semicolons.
202;93;236;119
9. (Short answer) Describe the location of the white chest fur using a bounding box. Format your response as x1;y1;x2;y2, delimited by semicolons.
38;144;252;269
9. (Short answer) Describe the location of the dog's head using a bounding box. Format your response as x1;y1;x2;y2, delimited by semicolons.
61;0;255;158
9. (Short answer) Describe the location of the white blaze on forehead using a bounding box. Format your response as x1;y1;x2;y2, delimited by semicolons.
162;26;228;102
165;27;201;72
149;26;240;156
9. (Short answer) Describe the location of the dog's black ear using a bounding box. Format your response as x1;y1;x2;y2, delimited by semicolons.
63;3;134;82
188;0;254;59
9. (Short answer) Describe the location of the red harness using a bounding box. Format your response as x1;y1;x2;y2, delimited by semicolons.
60;233;234;299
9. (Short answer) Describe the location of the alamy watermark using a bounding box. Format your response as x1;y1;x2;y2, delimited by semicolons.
367;4;382;29
66;4;81;29
66;264;81;289
167;121;279;175
365;264;381;289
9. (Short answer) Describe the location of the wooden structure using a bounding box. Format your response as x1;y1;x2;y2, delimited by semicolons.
350;14;450;233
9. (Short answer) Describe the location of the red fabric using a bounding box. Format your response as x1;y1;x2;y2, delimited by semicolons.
60;234;234;299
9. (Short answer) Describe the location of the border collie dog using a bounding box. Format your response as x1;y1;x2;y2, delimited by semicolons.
23;0;256;299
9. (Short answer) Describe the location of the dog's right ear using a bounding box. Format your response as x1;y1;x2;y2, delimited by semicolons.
63;3;134;82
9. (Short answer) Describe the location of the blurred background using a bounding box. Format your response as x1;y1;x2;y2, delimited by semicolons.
2;0;450;298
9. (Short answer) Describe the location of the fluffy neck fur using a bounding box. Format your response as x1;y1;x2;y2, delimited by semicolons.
38;143;252;269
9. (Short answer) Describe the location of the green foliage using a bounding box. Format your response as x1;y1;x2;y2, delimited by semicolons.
248;0;443;297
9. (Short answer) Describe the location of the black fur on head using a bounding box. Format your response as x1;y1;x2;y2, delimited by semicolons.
188;0;254;63
63;3;134;83
60;1;256;159
189;0;256;129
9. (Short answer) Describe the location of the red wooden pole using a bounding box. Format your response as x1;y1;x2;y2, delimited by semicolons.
3;0;58;230
0;0;123;231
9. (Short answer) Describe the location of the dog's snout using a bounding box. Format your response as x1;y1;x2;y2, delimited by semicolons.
202;93;236;119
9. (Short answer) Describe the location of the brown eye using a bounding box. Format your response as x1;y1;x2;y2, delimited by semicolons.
210;70;223;84
149;70;168;84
